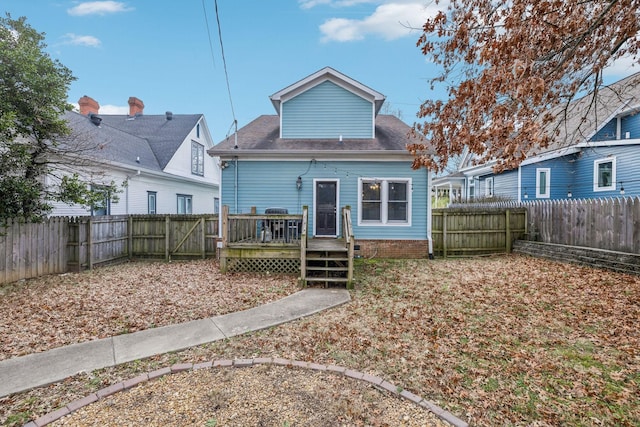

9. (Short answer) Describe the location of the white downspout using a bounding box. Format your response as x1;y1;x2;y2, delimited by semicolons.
427;170;434;259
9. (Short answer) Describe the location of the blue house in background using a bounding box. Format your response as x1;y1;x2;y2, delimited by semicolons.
434;72;640;202
208;67;432;259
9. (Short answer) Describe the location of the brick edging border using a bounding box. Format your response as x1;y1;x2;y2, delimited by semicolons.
25;358;469;427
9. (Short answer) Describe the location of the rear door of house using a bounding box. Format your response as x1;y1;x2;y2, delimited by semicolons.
314;180;338;236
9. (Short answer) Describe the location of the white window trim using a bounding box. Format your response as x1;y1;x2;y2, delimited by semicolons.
468;178;475;200
593;157;616;192
536;168;551;198
357;177;412;227
191;141;204;176
485;177;494;197
177;194;193;214
147;191;157;214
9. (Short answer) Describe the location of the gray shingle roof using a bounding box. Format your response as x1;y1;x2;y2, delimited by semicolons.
98;113;202;169
208;114;412;156
62;111;162;172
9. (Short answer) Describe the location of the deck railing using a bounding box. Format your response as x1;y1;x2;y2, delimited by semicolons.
341;206;354;286
300;206;309;283
220;206;303;247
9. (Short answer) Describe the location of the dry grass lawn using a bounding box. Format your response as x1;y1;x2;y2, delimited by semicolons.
1;255;639;426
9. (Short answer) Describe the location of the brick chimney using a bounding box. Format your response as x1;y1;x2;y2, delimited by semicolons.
128;97;144;116
78;96;99;115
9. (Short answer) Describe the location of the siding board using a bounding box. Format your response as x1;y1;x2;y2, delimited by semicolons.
282;81;373;139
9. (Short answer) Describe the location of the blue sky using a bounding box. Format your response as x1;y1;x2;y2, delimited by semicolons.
4;0;445;143
4;1;637;144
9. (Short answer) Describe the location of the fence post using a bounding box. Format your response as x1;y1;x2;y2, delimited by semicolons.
87;217;93;270
200;217;206;259
505;209;512;253
443;211;448;258
128;216;133;260
165;216;170;261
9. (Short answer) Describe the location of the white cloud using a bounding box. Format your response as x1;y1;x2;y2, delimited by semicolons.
299;0;332;8
62;33;101;47
99;104;129;114
67;1;134;16
319;2;439;42
603;52;639;80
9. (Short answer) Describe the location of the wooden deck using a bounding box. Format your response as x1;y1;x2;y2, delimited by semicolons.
219;206;354;288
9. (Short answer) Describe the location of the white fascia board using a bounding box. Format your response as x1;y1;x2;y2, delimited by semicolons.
460;163;495;177
269;67;385;113
212;150;413;161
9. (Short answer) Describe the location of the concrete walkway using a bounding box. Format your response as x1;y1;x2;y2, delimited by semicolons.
0;288;351;398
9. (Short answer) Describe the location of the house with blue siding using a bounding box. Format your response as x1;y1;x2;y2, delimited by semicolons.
436;72;640;203
208;67;432;259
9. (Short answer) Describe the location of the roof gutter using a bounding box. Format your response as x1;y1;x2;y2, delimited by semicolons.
207;149;414;161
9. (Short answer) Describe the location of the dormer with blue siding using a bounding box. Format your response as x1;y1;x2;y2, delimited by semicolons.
270;67;385;139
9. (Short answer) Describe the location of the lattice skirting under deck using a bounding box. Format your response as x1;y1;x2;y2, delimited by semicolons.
225;257;301;274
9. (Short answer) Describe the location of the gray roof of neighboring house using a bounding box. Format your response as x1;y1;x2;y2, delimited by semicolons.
540;71;640;153
208;114;413;156
98;113;202;169
461;71;640;170
62;111;202;170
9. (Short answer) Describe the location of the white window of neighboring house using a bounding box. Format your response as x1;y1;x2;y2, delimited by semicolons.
91;185;111;216
468;179;475;200
594;157;616;191
214;197;220;214
536;168;551;198
191;141;204;176
148;191;157;214
359;178;411;226
485;177;494;197
177;194;192;214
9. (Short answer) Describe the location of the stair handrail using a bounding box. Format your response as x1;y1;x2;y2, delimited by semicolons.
341;206;354;287
300;206;308;285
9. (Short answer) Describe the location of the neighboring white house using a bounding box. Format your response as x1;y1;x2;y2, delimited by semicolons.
48;96;220;216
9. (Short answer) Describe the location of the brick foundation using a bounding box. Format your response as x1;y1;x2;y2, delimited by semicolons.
355;239;430;259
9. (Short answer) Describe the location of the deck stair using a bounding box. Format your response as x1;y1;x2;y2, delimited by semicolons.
300;206;354;288
304;239;350;287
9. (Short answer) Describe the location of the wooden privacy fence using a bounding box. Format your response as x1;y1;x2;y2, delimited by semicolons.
1;214;219;285
0;217;69;285
524;197;640;253
449;197;640;254
432;208;528;257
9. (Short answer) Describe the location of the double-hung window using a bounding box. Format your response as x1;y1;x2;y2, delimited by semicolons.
536;168;550;198
91;185;111;216
359;178;410;225
485;177;494;197
191;141;204;176
147;191;157;214
177;194;192;214
594;158;616;191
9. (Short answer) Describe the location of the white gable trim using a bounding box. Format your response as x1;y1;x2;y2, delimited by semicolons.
270;67;385;115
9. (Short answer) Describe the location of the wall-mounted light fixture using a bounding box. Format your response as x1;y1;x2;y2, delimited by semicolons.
620;182;625;195
296;176;302;190
221;161;229;170
523;188;528;199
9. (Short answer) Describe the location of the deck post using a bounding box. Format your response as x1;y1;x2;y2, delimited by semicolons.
300;206;308;286
220;205;229;273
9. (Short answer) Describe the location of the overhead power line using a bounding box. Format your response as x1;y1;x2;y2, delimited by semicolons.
214;0;237;126
201;0;216;68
